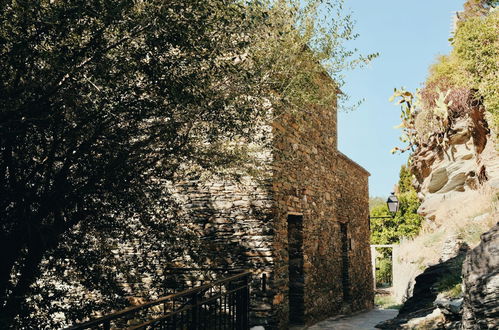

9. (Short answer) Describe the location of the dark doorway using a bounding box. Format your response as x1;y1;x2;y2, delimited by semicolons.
340;223;350;301
288;214;305;325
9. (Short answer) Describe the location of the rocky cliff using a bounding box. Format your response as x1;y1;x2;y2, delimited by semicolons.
384;3;498;326
392;104;499;303
411;106;499;225
387;92;499;329
461;223;499;329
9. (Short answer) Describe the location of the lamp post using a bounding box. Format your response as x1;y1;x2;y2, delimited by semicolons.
386;192;399;215
369;192;399;221
369;192;400;290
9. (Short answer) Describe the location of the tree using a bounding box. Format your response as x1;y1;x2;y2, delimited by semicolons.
369;196;386;211
370;165;423;245
370;165;423;286
0;1;267;325
460;0;498;19
0;0;372;327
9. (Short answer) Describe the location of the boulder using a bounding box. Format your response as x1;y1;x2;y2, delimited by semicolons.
403;308;446;329
434;294;463;316
428;168;449;193
461;223;499;330
397;254;465;317
440;236;469;263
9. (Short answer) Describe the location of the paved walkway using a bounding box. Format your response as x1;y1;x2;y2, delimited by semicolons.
306;309;399;330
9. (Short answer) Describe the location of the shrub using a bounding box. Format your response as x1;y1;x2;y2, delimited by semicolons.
453;10;499;129
409;7;499;145
370;165;423;245
376;256;393;286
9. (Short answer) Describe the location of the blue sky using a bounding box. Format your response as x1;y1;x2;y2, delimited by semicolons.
337;0;464;197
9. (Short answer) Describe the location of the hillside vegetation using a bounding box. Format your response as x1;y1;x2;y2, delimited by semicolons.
384;0;499;318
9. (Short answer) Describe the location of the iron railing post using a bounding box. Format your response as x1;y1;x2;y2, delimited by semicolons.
66;271;251;330
242;274;250;329
190;291;199;330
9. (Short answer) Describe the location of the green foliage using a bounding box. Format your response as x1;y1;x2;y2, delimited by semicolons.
369;196;386;211
374;294;402;309
1;1;271;326
393;3;498;147
370;190;423;244
376;257;392;286
443;283;463;298
252;0;378;113
389;88;419;154
425;55;467;93
0;0;373;327
371;165;423;297
460;0;499;19
453;10;499;129
390;86;453;153
436;270;462;295
370;165;423;245
398;165;414;193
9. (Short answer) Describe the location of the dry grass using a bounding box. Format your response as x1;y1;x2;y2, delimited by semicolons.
375;293;402;310
442;186;498;245
392;186;498;302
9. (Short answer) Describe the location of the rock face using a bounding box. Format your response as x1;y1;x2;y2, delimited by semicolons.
461;223;499;329
380;226;499;330
377;243;468;330
398;254;466;317
391;102;499;308
411;108;499;223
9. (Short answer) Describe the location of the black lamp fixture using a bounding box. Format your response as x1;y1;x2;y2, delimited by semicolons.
386;192;399;215
369;192;400;225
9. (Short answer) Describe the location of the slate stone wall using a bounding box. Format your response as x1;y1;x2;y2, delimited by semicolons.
173;94;373;328
269;101;373;328
335;154;374;313
171;177;278;326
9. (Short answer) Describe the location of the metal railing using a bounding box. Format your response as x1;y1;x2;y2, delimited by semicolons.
67;272;250;330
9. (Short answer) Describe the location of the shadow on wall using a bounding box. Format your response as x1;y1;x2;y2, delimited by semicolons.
175;178;277;327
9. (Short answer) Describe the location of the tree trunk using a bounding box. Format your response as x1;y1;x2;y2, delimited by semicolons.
0;237;44;328
0;232;25;307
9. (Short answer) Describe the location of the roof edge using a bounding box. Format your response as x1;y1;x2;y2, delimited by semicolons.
337;152;370;176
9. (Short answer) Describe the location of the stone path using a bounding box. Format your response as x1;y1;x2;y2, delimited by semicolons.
306;309;399;330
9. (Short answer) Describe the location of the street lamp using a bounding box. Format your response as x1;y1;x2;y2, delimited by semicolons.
386;192;399;215
369;192;399;223
369;193;400;290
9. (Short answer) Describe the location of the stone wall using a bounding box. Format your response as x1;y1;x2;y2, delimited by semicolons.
270;98;373;328
171;177;279;326
171;83;373;329
335;154;374;313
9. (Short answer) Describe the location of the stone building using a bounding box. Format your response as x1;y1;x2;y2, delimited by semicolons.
173;75;374;328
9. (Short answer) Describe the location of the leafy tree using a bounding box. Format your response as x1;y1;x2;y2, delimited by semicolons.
369;196;386;211
0;1;269;326
389;88;420;154
370;165;423;285
0;0;372;327
398;164;414;194
453;8;499;128
460;0;498;19
370;166;423;245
